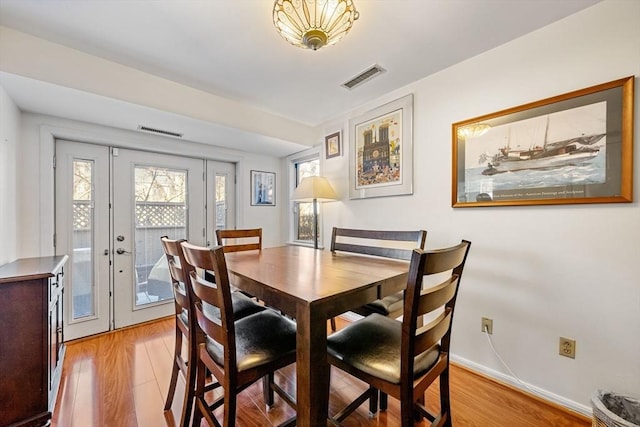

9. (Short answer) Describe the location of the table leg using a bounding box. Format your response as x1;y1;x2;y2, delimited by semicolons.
296;305;329;427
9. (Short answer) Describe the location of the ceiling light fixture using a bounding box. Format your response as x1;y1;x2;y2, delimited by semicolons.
457;123;491;139
273;0;359;51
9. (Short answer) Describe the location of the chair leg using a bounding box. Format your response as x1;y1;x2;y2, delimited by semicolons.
379;391;388;411
164;326;182;411
368;386;378;417
179;334;198;427
400;398;414;427
440;370;452;427
223;391;237;427
330;317;337;331
264;373;275;408
192;359;206;427
414;394;425;421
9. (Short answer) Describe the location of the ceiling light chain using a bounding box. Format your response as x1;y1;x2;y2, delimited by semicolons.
273;0;359;51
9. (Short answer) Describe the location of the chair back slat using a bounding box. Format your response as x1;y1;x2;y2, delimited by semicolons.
331;228;427;260
161;236;197;314
414;310;452;356
172;282;189;310
194;301;226;345
332;243;414;260
216;228;262;253
190;274;223;311
416;275;459;316
402;240;471;376
181;242;237;370
424;246;469;275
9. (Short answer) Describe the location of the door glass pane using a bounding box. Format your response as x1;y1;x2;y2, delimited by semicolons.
134;166;187;307
216;174;226;229
295;159;319;241
72;159;95;319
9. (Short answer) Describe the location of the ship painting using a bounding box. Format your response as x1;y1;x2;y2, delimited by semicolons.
474;102;607;176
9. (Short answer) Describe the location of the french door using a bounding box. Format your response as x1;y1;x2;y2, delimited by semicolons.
56;141;233;339
111;148;205;328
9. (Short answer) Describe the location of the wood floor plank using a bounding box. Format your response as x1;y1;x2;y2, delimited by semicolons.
53;317;591;427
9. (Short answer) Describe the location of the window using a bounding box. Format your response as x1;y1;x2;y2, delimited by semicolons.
289;149;320;245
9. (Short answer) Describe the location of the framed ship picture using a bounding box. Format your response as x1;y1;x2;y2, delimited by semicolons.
452;76;634;207
349;94;413;199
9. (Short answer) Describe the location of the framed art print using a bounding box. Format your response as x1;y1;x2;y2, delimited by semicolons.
348;94;414;199
452;76;634;207
250;170;275;206
325;131;341;159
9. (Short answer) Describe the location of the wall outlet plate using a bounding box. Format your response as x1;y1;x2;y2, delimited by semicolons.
481;317;493;335
559;337;576;359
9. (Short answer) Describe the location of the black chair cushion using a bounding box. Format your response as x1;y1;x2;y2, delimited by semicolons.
229;291;267;319
360;291;404;316
205;309;296;372
327;313;440;384
179;291;265;325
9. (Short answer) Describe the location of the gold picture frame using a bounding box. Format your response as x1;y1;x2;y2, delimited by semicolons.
452;76;634;207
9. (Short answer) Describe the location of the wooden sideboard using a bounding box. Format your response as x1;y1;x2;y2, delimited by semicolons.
0;255;68;427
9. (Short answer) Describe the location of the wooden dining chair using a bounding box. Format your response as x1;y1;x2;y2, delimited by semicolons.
326;240;471;427
215;228;264;299
216;228;262;252
329;227;427;330
180;242;297;427
160;237;265;427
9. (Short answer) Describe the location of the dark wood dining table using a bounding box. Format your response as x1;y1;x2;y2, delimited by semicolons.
224;245;409;427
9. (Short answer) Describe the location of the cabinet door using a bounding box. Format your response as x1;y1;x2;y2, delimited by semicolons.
49;278;58;391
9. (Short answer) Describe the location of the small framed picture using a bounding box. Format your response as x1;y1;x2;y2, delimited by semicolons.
325;131;342;159
250;170;276;206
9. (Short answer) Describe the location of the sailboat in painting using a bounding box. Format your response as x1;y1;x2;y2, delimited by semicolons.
479;116;605;176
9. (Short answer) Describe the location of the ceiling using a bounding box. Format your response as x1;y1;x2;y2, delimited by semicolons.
0;0;601;156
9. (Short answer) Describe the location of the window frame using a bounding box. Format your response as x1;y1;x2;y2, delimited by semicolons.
287;147;322;247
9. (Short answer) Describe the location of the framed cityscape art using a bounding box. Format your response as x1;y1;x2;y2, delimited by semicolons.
348;94;414;199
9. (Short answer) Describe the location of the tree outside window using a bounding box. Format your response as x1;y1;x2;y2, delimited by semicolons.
295;159;319;242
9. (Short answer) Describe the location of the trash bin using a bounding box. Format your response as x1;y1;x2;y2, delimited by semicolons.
592;390;640;427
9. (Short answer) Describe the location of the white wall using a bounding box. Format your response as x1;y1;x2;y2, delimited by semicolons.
320;0;640;413
15;113;286;258
0;84;19;265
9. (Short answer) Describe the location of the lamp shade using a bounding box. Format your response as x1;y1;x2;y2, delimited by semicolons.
273;0;359;51
291;176;338;202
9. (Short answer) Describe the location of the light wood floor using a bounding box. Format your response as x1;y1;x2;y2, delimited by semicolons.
52;317;590;427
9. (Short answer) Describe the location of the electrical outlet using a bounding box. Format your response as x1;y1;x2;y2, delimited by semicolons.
481;317;493;335
559;337;576;359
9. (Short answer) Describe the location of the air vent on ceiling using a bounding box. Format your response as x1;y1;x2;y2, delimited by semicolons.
138;125;183;138
342;64;386;90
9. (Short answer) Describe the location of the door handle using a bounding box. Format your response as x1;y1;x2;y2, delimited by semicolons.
116;248;132;255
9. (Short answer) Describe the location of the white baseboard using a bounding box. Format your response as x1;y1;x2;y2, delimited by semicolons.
450;354;592;418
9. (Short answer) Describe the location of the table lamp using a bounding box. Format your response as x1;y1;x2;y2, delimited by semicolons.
291;176;338;249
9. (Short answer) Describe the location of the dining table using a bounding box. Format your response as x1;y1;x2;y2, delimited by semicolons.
224;245;410;427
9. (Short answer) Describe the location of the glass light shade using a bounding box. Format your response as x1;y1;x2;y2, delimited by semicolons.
291;176;338;202
457;123;491;139
273;0;359;51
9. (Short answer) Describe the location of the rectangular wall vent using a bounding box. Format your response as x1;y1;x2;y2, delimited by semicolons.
342;64;386;90
138;125;183;138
